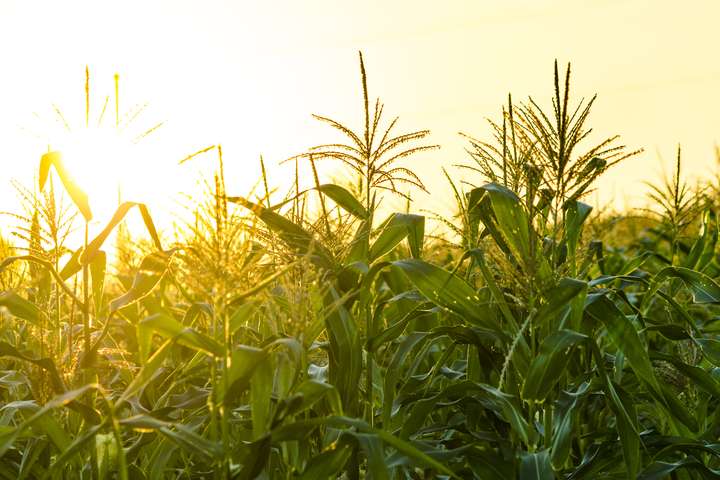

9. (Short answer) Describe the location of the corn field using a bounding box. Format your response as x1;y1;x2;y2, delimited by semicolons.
2;55;720;479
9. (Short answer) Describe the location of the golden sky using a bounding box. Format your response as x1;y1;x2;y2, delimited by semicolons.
1;0;719;234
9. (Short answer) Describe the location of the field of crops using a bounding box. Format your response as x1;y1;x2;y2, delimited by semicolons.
2;55;720;479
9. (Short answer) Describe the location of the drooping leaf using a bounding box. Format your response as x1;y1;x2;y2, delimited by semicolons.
392;259;500;334
0;342;65;394
638;460;720;480
563;200;593;261
119;415;222;460
39;151;92;221
476;182;551;280
228;195;336;270
0;292;44;325
649;266;720;304
109;250;173;314
369;213;424;260
137;313;223;361
318;183;368;219
81;201;162;265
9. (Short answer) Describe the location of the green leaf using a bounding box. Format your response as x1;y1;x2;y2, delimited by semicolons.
213;345;269;407
589;339;641;478
638;460;720;479
612;381;642;477
39;151;92;221
695;338;720;367
354;433;389;480
290;380;343;416
382;332;428;428
368;304;429;352
119;415;222;460
392;259;500;334
183;302;213;326
323;286;362;415
519;450;554;480
550;382;589;469
564;200;593;259
345;219;371;263
644;324;691;340
522;330;587;401
250;355;273;439
586;294;663;397
684;210;718;271
299;439;353;480
118;339;173;405
0;342;65;394
81;202;161;266
59;248;83;280
90;250;106;315
42;423;105;479
373;429;460;479
0;384;98;458
443;381;533;446
649;266;720;304
398;393;440;440
228;195;336;270
109;250;173;314
137;313;223;361
536;277;587;327
477;182;551;280
318;183;368;219
658;381;698;432
234;436;271;480
0;292;44;325
369;213;425;260
653;353;720;398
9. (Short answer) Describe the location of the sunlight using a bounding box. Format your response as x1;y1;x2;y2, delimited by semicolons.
52;126;141;223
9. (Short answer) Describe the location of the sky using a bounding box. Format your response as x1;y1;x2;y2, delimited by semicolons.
0;0;719;238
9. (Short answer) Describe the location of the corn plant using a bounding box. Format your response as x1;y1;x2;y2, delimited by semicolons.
3;56;720;480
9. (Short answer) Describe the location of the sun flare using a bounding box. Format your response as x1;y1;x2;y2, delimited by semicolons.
55;127;131;215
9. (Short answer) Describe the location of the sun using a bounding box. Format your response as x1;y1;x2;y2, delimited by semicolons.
54;127;131;218
31;70;170;232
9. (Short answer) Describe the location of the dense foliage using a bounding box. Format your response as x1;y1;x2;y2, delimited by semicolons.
2;55;720;479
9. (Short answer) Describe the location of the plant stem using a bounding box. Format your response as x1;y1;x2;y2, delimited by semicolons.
309;154;331;238
83;221;90;363
366;306;374;427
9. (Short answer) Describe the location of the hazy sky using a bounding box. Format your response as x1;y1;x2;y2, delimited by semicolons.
0;0;718;233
